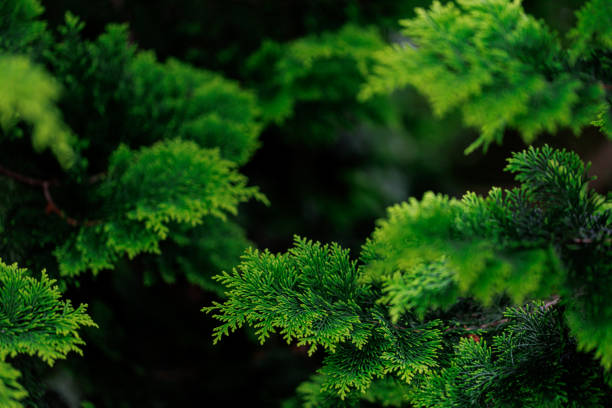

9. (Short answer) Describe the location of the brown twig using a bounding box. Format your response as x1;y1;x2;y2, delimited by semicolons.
88;172;106;184
542;295;560;310
42;181;81;226
447;296;562;335
0;165;58;187
0;164;101;226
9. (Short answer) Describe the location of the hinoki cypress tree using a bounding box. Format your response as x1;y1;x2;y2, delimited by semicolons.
1;0;611;406
207;0;612;406
1;0;266;404
1;0;413;403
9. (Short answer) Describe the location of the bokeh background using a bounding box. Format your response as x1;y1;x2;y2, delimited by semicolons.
31;1;612;406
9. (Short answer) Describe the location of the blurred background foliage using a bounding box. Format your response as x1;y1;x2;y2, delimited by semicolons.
1;0;610;406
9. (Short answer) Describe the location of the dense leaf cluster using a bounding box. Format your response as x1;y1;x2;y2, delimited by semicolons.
0;0;266;403
211;146;612;406
362;0;612;152
209;0;612;404
0;1;264;278
0;261;95;406
55;139;265;277
1;0;611;406
206;237;442;398
247;24;396;143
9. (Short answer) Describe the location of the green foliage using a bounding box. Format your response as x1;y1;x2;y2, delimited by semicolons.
2;0;612;405
414;303;610;407
206;237;443;398
247;24;395;142
210;146;612;405
0;260;96;364
361;189;561;309
0;0;45;52
0;55;76;168
125;52;262;165
0;362;27;408
45;17;262;166
0;260;95;407
378;259;459;322
140;218;252;294
364;146;611;369
569;0;612;61
285;375;415;408
0;9;265;282
0;4;268;403
206;237;372;349
362;0;611;152
55;139;266;277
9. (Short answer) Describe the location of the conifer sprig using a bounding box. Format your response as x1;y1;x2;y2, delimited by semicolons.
361;0;612;152
0;260;96;364
55;140;266;277
414;303;610;407
205;237;443;398
0;260;96;407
